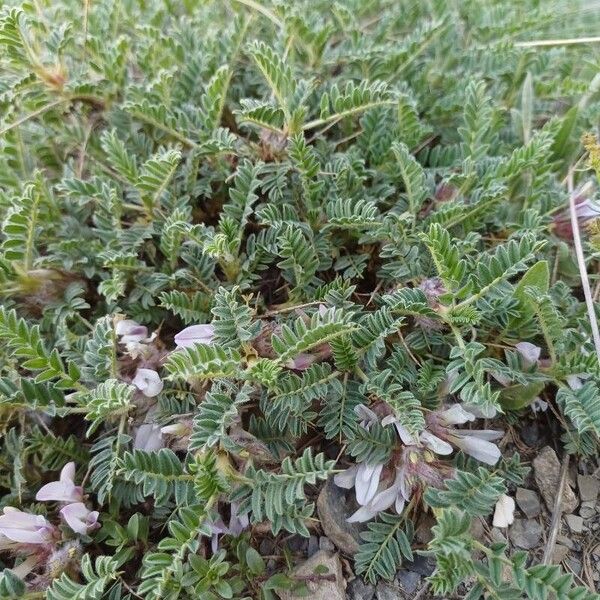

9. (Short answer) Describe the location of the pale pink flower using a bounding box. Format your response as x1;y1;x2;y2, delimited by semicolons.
174;324;215;349
515;342;541;367
132;368;163;397
0;508;55;544
115;319;149;344
36;462;83;503
59;503;99;535
285;353;317;370
355;404;379;431
208;502;249;553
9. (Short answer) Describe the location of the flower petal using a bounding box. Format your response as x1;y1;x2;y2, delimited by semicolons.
132;368;164;397
35;480;83;503
0;509;51;544
347;505;380;523
451;434;502;465
60;503;94;535
439;405;476;426
492;494;515;528
420;431;453;455
174;324;215;349
355;463;383;505
515;342;541;367
453;429;503;441
134;423;164;451
333;465;358;489
394;422;417;446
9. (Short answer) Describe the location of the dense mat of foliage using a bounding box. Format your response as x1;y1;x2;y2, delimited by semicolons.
1;0;600;598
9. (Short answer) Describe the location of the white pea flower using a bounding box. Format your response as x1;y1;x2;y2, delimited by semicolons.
132;368;164;397
59;502;100;535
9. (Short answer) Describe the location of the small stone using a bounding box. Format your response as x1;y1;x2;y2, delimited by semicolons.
470;517;486;542
509;518;542;549
520;421;541;447
375;582;401;600
276;550;345;600
308;536;320;557
579;501;596;520
347;578;375;600
516;488;541;518
577;474;600;502
567;557;582;576
490;527;507;544
396;570;421;595
533;446;578;514
317;479;362;555
557;534;575;550
260;538;275;555
565;514;584;534
319;536;335;552
287;535;308;553
414;513;436;545
552;545;570;564
403;555;435;577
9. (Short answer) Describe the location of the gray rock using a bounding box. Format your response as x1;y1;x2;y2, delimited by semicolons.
308;536;320;557
396;570;421;595
287;535;308;553
516;487;541;518
414;513;436;544
347;578;375;600
375;582;401;600
520;421;541;447
579;501;596;520
275;550;345;600
565;514;584;534
552;544;570;564
533;446;578;514
509;519;542;549
319;536;335;553
404;555;436;577
317;479;362;555
557;534;575;550
567;557;582;575
490;527;507;544
577;474;600;502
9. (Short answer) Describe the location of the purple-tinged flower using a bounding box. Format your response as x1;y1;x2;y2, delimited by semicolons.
285;353;317;370
0;508;55;544
553;183;599;240
355;404;379;431
115;319;149;344
36;462;83;503
515;342;541;367
174;324;215;349
208;502;249;553
132;368;163;397
60;503;99;535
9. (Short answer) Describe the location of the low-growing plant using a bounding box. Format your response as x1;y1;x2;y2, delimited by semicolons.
1;0;600;598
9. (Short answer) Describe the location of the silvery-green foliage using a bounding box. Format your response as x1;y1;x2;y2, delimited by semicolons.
1;0;600;598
